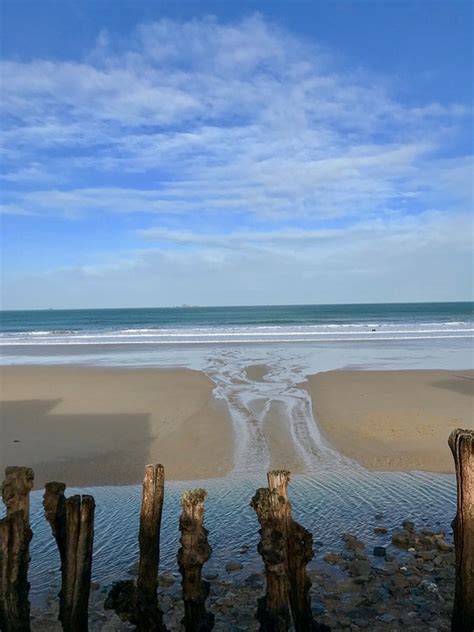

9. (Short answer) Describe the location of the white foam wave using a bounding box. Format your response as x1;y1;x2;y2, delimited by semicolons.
1;319;472;347
0;334;472;346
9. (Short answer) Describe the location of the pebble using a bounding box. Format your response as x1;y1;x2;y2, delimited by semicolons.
373;546;386;558
159;572;176;587
378;613;397;623
392;529;411;548
324;552;344;565
32;522;455;631
244;573;263;588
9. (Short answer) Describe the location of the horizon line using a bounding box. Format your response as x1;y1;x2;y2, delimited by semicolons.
1;299;473;313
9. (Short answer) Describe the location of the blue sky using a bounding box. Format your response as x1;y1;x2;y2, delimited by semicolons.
1;0;472;308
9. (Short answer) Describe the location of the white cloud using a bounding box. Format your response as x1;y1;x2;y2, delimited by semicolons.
2;210;471;309
1;15;470;221
1;14;472;306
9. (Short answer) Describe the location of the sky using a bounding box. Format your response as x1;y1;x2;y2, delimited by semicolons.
1;0;473;309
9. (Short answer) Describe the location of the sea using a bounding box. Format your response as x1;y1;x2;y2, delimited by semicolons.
1;302;473;604
1;301;473;346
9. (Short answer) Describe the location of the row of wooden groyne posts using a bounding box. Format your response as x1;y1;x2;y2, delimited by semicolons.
0;428;473;632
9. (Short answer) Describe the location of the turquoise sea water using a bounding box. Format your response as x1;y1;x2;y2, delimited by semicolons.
1;302;472;341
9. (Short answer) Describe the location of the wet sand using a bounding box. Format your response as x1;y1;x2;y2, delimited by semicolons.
302;369;474;473
262;400;306;474
245;364;270;382
0;366;234;487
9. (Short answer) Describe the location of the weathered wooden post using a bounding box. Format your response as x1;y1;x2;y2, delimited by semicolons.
105;464;166;631
43;482;95;632
136;464;166;631
177;489;214;631
449;428;474;632
0;467;34;632
267;471;317;632
251;485;292;632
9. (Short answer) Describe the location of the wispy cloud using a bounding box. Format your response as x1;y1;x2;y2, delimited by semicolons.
3;209;471;309
1;14;472;306
1;15;470;222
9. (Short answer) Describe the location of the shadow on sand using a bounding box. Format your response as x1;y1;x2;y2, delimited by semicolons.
0;399;152;488
429;373;474;398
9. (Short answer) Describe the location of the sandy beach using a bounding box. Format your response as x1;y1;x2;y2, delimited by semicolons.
0;365;234;487
302;369;474;473
2;365;473;487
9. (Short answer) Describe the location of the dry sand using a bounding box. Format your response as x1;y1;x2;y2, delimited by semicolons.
0;366;234;487
302;369;474;473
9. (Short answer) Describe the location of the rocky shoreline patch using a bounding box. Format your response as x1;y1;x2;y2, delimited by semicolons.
32;519;454;631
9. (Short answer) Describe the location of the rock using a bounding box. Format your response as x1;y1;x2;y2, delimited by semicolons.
214;595;235;608
342;533;365;552
337;615;351;627
159;572;176;587
374;526;388;534
312;602;325;616
204;572;219;581
244;573;263;588
364;586;389;604
349;559;371;577
400;611;418;625
378;612;397;623
324;552;344;565
402;520;415;532
90;581;100;591
389;574;409;591
380;561;400;575
225;562;243;572
437;540;454;553
392;529;411;548
161;595;173;613
373;546;386;558
419;579;439;594
352;618;370;628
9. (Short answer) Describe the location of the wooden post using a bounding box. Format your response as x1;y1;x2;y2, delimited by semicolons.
449;428;474;632
267;471;328;632
177;489;214;632
105;464;166;632
136;464;166;631
0;467;34;632
43;483;95;632
251;486;292;632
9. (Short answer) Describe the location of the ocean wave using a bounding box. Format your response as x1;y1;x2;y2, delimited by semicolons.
1;318;472;347
0;334;472;346
1;326;472;339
